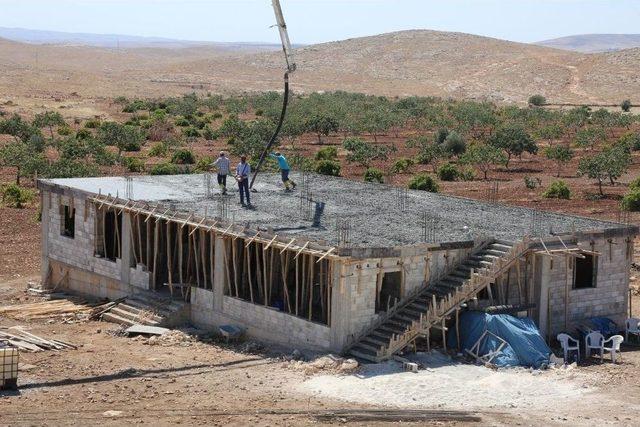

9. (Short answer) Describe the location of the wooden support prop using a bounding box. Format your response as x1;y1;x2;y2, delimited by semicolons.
280;251;292;314
231;239;239;298
442;318;447;352
295;242;309;258
564;254;569;332
245;231;261;248
268;247;275;305
145;219;152;268
295;255;300;316
221;224;234;237
308;255;315;321
546;286;552;344
254;242;264;303
117;200;130;215
262;244;269;305
145;205;159;223
516;260;523;306
189;218;206;236
180;213;194;229
130;216;139;265
263;235;278;251
206;220;219;233
114;209;121;259
178;227;184;288
456;309;461;352
200;230;207;289
101;208;107;258
192;231;201;288
246;243;254;303
280;238;296;254
166;222;174;296
209;232;215;292
97;194;112;210
152;222;159;290
316;247;336;263
136;216;143;265
223;239;232;296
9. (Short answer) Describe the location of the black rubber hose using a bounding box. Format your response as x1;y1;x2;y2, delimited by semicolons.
249;71;290;190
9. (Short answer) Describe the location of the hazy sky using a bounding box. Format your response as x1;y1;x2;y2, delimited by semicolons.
2;0;639;44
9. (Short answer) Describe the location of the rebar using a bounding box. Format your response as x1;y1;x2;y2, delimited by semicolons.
336;217;351;247
486;182;498;204
204;173;213;199
420;212;437;243
125;177;133;200
396;187;408;212
218;196;229;220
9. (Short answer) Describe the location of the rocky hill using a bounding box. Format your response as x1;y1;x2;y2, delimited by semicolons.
0;30;638;106
537;34;640;53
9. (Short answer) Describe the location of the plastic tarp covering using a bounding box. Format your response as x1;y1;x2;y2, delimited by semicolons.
449;312;551;368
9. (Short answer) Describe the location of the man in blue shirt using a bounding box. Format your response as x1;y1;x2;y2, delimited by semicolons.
270;151;296;191
235;155;252;207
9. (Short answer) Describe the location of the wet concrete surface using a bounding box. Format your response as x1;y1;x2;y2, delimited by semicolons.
43;173;629;248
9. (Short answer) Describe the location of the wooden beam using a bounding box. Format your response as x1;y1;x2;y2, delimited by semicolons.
280;238;296;254
263;235;278;251
294;242;310;260
316;247;336;263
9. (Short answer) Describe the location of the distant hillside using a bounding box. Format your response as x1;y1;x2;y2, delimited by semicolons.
0;26;281;51
537;34;640;53
0;29;637;105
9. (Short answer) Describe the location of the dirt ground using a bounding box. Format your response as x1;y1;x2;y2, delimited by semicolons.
2;275;640;426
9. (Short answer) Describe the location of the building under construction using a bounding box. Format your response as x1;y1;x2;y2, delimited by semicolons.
38;173;638;362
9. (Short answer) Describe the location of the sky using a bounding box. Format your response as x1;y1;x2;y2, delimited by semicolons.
1;0;639;45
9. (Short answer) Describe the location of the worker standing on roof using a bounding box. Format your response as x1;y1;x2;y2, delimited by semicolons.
236;155;252;207
270;151;296;191
211;151;230;195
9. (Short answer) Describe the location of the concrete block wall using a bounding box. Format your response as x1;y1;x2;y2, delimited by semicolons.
542;236;631;336
333;246;472;349
191;287;331;350
49;260;134;300
45;191;121;282
43;189;150;292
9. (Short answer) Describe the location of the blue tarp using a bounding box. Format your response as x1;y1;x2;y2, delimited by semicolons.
449;312;551;369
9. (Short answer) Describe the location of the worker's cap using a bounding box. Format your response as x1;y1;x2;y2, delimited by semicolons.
219;151;225;156
275;151;281;156
240;155;247;160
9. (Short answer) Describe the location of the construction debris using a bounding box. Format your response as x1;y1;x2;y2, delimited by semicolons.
0;327;77;352
125;325;170;336
288;354;359;375
0;298;95;320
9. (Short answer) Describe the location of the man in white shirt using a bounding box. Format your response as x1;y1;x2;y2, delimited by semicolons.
235;155;252;207
211;151;230;195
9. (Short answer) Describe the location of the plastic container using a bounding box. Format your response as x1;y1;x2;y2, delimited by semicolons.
0;343;19;390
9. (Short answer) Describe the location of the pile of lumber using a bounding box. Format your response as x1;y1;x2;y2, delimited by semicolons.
0;299;94;320
0;327;77;352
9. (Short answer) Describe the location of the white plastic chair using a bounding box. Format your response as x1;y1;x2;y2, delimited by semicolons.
625;318;640;343
603;335;624;363
557;333;580;363
585;331;605;362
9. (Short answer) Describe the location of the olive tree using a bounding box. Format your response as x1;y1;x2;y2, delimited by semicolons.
544;145;574;177
33;111;66;139
488;125;537;168
461;143;506;180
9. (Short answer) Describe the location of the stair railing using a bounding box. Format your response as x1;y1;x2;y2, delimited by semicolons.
380;238;532;359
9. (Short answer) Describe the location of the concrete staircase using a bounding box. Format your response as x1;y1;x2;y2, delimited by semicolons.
348;239;530;363
101;292;189;327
